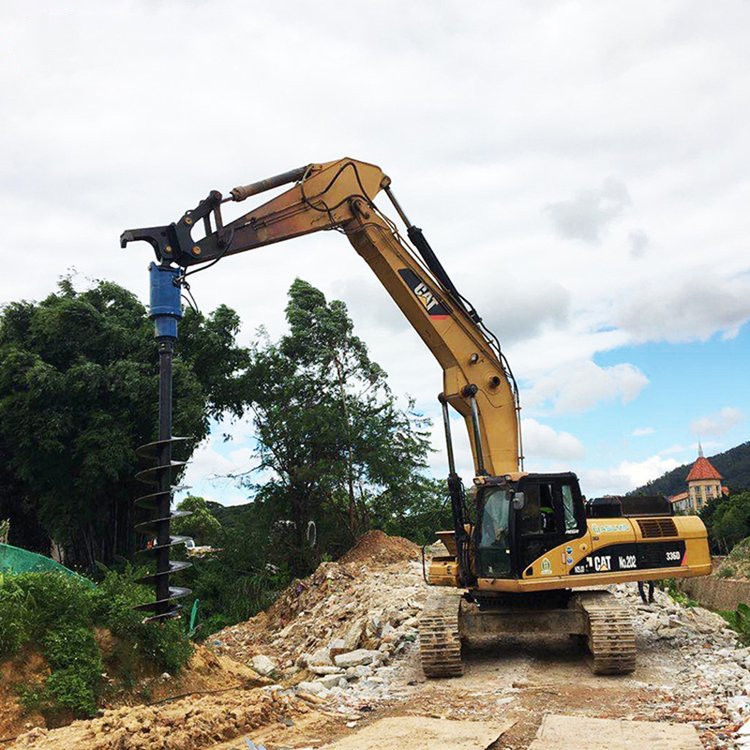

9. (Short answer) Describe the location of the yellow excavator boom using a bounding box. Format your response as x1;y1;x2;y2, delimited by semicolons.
140;158;521;476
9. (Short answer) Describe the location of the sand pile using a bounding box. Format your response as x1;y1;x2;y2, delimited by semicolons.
338;530;419;565
7;686;306;750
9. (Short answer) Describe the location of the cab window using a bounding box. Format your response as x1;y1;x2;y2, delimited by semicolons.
519;483;558;535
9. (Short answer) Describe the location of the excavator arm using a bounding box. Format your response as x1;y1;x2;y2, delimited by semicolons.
122;158;521;478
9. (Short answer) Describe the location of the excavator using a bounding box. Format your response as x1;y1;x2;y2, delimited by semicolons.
122;157;711;676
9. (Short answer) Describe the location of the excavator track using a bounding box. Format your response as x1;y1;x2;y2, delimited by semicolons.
418;589;463;678
571;591;636;675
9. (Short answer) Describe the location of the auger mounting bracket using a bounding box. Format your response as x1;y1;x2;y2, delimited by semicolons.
120;189;229;267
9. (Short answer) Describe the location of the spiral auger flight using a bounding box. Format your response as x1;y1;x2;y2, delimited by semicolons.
134;436;193;621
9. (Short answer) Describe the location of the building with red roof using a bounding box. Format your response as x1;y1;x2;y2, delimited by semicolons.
669;444;728;513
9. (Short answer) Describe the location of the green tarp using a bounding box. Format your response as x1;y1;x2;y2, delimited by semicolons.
0;542;94;586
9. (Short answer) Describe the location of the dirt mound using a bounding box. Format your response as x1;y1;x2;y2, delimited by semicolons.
0;643;265;745
212;535;426;685
7;686;307;750
143;645;269;704
339;530;419;566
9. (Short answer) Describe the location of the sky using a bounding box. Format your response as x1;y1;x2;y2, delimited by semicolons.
1;1;748;505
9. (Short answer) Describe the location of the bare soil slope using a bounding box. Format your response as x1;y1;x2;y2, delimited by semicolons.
0;644;267;747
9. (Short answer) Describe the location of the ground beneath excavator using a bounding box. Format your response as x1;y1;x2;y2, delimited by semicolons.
5;533;748;750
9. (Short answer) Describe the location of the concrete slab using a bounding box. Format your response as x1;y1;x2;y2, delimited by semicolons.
321;716;514;749
528;713;703;750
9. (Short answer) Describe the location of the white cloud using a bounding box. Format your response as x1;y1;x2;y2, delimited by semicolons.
331;276;410;334
615;272;750;343
181;438;237;483
690;407;743;437
658;443;689;457
582;454;681;496
545;178;631;244
426;417;474;481
524;360;649;414
631;426;654;437
628;229;649;258
522;418;585;461
177;415;258;503
477;280;570;344
0;1;748;504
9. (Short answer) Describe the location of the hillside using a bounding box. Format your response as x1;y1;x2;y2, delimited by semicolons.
633;441;750;497
205;500;254;529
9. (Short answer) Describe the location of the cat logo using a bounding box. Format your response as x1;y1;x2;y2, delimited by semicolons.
586;555;612;572
398;269;450;318
413;281;440;312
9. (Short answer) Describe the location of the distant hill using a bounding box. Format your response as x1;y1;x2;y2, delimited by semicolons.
632;441;750;497
205;499;254;529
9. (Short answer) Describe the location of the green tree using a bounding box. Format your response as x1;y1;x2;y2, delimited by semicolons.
238;279;435;576
181;507;285;636
172;496;221;545
0;276;248;568
379;476;453;544
703;490;750;554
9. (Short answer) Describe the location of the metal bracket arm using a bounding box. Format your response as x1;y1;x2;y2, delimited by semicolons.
120;190;227;266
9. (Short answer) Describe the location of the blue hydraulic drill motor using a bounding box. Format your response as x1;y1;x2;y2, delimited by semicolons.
149;262;183;339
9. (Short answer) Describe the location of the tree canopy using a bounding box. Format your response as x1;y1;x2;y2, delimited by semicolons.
0;277;247;567
172;496;221;545
236;278;436;575
0;274;449;633
701;490;750;554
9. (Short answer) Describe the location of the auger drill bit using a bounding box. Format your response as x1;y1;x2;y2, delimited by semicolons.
133;262;192;621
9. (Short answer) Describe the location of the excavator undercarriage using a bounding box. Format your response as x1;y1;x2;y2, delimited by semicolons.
418;587;637;678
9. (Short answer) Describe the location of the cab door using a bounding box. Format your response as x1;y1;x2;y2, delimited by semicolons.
475;486;513;578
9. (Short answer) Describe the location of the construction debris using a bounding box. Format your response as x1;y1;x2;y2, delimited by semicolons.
9;531;750;749
211;530;426;709
7;686;306;750
612;583;750;747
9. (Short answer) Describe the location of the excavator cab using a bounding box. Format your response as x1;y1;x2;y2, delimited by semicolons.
475;473;587;579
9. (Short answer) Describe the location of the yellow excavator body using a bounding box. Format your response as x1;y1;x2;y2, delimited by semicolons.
429;514;711;591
